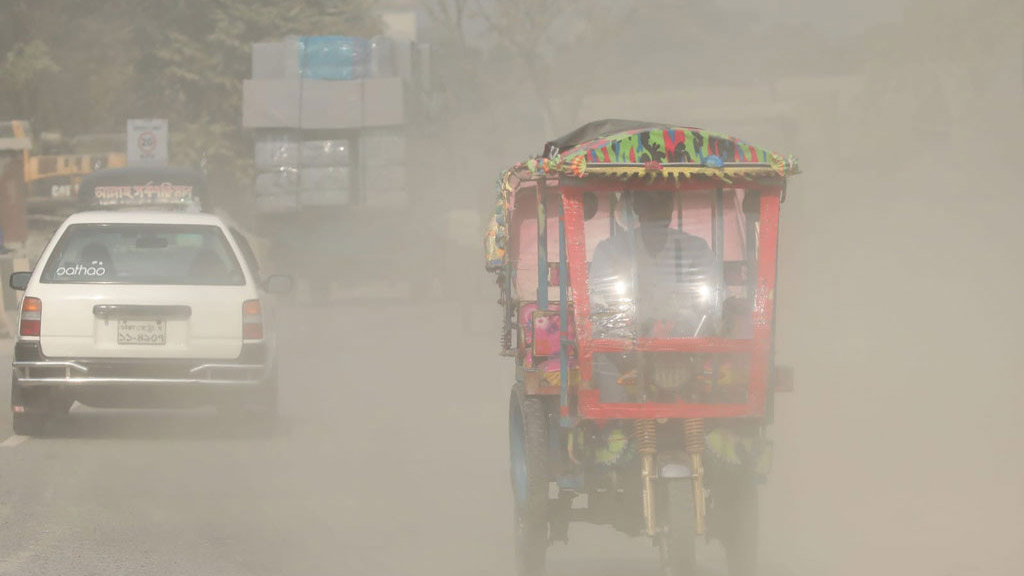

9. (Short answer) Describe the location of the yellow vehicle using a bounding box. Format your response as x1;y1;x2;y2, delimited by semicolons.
1;121;127;255
21;125;127;212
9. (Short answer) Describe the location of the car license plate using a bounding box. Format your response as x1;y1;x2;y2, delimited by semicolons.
117;320;166;345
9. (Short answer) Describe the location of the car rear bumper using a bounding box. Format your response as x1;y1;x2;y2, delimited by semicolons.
13;361;265;387
12;341;270;389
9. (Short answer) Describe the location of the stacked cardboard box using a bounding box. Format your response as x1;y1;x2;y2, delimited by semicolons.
253;132;353;211
253;132;298;212
243;36;405;131
244;35;416;211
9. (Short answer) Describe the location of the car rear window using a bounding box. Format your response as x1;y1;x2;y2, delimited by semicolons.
41;223;246;286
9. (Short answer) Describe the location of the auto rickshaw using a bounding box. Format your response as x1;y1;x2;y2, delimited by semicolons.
485;120;799;575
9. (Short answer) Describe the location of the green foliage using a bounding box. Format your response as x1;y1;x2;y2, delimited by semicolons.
0;40;61;90
0;0;380;207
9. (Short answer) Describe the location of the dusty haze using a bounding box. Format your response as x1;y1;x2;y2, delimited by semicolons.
1;1;1022;575
426;1;1024;574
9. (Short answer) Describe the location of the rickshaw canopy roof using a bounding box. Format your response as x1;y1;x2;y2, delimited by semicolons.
525;119;798;180
484;120;798;271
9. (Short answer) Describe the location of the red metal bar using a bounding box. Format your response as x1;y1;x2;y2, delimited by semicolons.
591;338;756;354
562;188;595;381
745;189;781;412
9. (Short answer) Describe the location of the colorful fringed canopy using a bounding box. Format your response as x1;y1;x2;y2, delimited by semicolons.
484;120;799;271
526;119;798;180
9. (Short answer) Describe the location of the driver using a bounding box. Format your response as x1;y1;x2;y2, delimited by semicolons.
589;189;719;402
590;189;718;338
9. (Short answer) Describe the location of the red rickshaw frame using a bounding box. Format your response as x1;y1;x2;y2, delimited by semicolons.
544;176;784;421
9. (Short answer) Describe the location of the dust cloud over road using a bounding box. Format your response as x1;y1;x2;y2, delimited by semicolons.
431;1;1024;574
2;1;1023;575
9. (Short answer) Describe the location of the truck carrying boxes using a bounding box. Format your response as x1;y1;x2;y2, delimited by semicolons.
242;31;435;303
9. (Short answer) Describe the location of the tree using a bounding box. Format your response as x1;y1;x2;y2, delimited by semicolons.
0;0;380;210
0;40;61;122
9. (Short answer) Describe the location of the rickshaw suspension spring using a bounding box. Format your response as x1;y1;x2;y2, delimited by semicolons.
684;418;705;454
634;419;658;537
684;418;708;536
633;419;657;454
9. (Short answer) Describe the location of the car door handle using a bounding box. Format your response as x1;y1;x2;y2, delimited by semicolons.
93;305;192;319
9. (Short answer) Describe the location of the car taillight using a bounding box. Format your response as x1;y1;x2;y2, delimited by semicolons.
20;297;41;337
242;299;263;340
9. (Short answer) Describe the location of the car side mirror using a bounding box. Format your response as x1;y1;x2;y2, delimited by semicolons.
9;271;31;291
262;274;293;295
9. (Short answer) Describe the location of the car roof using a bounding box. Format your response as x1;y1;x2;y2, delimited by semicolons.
63;210;229;227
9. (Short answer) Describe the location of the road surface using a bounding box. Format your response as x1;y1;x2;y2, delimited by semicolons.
0;300;741;576
2;260;1019;575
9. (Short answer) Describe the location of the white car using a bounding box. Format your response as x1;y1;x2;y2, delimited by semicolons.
7;210;292;436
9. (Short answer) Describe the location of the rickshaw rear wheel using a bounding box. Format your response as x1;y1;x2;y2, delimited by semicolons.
509;386;549;576
719;474;758;576
660;479;697;576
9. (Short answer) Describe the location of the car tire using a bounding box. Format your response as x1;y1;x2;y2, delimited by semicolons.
13;412;46;437
10;377;51;436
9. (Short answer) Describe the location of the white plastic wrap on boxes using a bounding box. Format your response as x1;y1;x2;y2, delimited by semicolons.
243;79;301;128
300;80;362;129
362;77;404;126
300;166;352;191
358;130;407;165
254;134;300;169
300;139;350;167
255;168;299;196
244;79;364;129
369;36;396;78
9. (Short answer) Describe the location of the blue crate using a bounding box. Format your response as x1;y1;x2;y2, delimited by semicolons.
300;36;370;80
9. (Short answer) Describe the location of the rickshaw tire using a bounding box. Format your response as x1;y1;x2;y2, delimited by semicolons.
662;479;697;576
721;476;758;576
510;387;549;576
